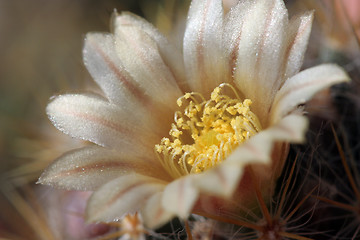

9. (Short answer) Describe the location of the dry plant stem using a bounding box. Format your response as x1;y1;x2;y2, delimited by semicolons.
185;220;193;240
283;185;317;224
248;166;272;224
194;157;316;239
314;195;358;212
192;211;263;231
340;125;360;188
275;155;298;219
315;124;360;218
278;231;313;240
250;165;315;240
331;124;360;202
353;225;360;239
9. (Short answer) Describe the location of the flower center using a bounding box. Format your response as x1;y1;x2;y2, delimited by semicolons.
155;83;262;177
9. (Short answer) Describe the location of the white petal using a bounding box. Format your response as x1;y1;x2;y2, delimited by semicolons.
263;114;308;143
162;176;199;219
113;12;189;92
86;174;166;223
37;146;170;191
231;0;288;119
83;33;149;108
114;24;182;110
223;0;253;82
195;162;243;198
227;114;308;167
83;33;177;130
270;64;350;124
141;192;175;229
202;115;307;199
46;94;158;153
282;11;314;80
226;133;273;166
183;0;226;95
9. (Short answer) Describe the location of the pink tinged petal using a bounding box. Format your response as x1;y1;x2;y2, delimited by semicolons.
262;114;309;143
37;146;170;191
227;115;307;164
113;12;189;92
86;174;166;223
270;64;350;124
162;176;199;219
231;0;288;119
114;24;182;110
183;0;226;95
204;115;307;200
83;33;148;108
224;0;253;79
195;162;243;198
282;11;314;80
46;94;158;153
225;131;274;166
83;34;173;133
141;192;175;229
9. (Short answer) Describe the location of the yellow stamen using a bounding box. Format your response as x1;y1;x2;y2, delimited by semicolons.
155;84;262;177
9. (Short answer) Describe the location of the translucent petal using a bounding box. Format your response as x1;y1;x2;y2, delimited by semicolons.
263;114;308;143
230;0;288;119
46;94;159;153
183;0;227;95
86;174;166;223
162;176;199;219
113;12;189;92
141;192;175;229
195;162;243;197
84;33;147;107
223;0;253;83
114;24;182;110
225;114;308;168
38;146;170;191
83;33;174;131
207;115;308;201
270;64;350;123
281;11;314;80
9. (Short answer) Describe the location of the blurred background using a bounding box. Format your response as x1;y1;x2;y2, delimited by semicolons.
1;0;360;239
0;1;190;239
0;0;153;178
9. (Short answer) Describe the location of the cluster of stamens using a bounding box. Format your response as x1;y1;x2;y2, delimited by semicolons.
155;83;262;177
